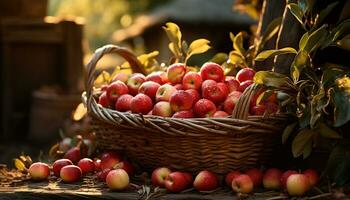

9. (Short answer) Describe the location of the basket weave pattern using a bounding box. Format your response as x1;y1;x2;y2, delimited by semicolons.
83;45;290;174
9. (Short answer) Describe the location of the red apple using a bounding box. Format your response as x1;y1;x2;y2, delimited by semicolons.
225;77;240;92
186;89;201;104
130;93;153;114
193;99;216;117
78;158;95;174
169;90;194;112
225;171;242;186
201;80;217;91
53;159;73;177
100;151;122;170
263;168;282;190
60;165;82;183
183;172;193;188
172;110;194;118
200;62;225;82
127;73;146;95
238;80;254;92
63;147;81;164
98;92;113;108
167;63;186;84
156;84;177;102
223;91;242;114
106;81;129;102
151;167;171;187
165;172;188;192
146;71;167;85
29;162;50;181
281;170;298;189
303;169;319;187
286;174;310;196
232;174;254;194
115;94;133;112
250;104;266;115
246;168;263;187
106;169;130;191
152;101;173;117
265;102;279;114
212;111;229;117
138;81;161;101
202;83;228;104
173;84;184;90
114;160;134;176
183;72;203;90
94;158;102;171
97;168;112;182
193;170;219;191
112;73;129;83
236;68;256;83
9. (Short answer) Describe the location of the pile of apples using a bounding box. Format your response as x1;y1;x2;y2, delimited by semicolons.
98;62;279;118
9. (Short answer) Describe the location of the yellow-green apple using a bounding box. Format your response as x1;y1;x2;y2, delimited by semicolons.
281;170;297;189
250;104;266;115
115;94;133;112
114;160;134;176
78;158;95;174
223;91;242;114
98;92;113;108
29;162;50;181
212;111;229;117
151;167;171;187
64;147;81;164
225;77;240;92
127;73;146;95
97;168;112;182
246;168;263;187
112;73;129;83
173;83;183;90
236;68;256;83
200;62;225;82
202;82;229;104
194;99;216;117
238;80;253;92
303;169;319;187
165;172;188;192
106;80;129;102
263;168;282;190
169;90;194;112
94;158;102;171
172;110;194;118
60;165;82;183
286;174;310;196
130;93;153;114
232;174;254;194
186;89;201;104
152;101;173;117
106;169;130;191
183;72;202;90
146;71;167;85
139;81;161;101
100;151;122;170
167;63;186;84
193;170;219;191
53;159;73;177
156;84;177;102
225;171;242;186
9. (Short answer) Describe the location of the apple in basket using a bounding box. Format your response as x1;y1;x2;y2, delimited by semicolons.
182;72;202;90
193;99;216;118
127;73;146;96
146;71;168;85
106;80;129;102
167;63;186;84
169;90;194;112
156;84;177;102
200;62;225;82
236;67;256;83
138;81;161;101
152;101;173;117
130;93;153;114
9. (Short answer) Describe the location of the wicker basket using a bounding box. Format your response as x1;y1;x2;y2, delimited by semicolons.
82;45;290;174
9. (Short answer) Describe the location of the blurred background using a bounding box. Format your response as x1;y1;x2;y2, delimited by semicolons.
0;0;255;165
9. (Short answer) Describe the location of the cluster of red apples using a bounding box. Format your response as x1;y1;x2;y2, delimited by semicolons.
152;167;319;196
98;62;279;118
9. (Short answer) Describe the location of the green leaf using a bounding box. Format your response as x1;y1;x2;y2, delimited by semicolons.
254;71;293;88
303;139;312;159
299;32;309;50
303;25;328;53
255;47;297;61
333;19;350;41
316;2;338;26
210;53;228;64
336;37;350;51
186;39;211;61
229;51;245;65
233;32;246;56
287;3;304;25
316;122;342;139
260;17;282;45
321;67;347;88
333;77;350;127
325;143;350;186
292;129;315;158
290;50;309;83
282;122;298;144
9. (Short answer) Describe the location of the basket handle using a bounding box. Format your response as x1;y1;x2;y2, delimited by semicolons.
231;83;257;120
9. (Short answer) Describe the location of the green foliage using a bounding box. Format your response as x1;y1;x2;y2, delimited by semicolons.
325;141;350;186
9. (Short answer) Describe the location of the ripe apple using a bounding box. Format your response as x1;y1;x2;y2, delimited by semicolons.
106;81;129;102
94;158;102;171
193;99;216;117
223;91;242;114
151;167;171;187
112;73;129;83
303;169;319;187
225;171;242;186
265;102;279;114
98;92;113;108
212;111;229;117
185;89;201;104
286;174;310;196
281;170;298;189
130;93;153;114
53;159;73;177
60;165;82;183
238;80;254;92
115;94;133;112
193;170;219;191
232;174;254;194
202;82;228;104
29;162;50;181
97;168;112;182
200;62;225;82
127;73;146;96
246;168;263;187
201;79;217;91
100;151;122;170
114;160;135;176
182;72;202;90
106;169;130;191
63;147;81;164
173;84;184;90
182;172;193;188
167;63;186;84
263;168;282;190
172;110;194;118
250;104;266;115
146;71;167;85
156;84;177;102
169;90;194;112
78;158;95;174
152;101;173;117
236;68;256;83
225;77;240;92
164;172;188;192
138;81;161;101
